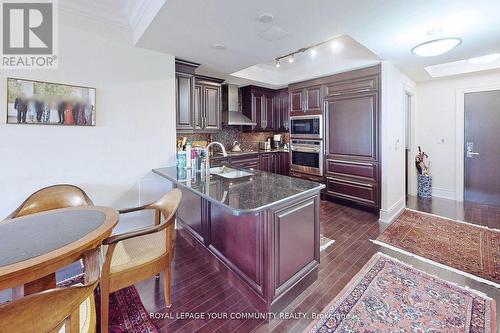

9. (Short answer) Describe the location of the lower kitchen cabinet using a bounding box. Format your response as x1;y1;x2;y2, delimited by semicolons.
259;154;271;172
230;155;260;170
325;176;378;208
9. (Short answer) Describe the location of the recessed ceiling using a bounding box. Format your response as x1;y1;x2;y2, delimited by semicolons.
61;0;500;83
135;0;500;83
231;35;380;86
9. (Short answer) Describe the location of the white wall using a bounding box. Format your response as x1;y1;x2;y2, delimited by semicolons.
0;24;177;224
416;70;500;200
380;62;416;223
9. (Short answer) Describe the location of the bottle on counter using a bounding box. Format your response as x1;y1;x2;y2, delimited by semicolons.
177;151;187;169
185;143;192;169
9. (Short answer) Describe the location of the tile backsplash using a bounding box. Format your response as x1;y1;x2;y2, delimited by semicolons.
177;126;289;151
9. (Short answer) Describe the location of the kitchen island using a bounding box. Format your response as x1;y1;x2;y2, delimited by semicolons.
153;166;325;312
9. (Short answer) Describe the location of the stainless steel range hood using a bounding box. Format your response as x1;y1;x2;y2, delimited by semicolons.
222;84;256;126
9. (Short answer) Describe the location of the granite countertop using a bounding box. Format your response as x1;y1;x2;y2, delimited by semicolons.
210;149;289;160
153;166;324;215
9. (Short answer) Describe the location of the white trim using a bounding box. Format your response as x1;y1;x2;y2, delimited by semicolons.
124;0;167;45
372;239;500;288
455;83;500;202
403;84;417;196
320;239;335;252
431;187;455;200
378;197;405;224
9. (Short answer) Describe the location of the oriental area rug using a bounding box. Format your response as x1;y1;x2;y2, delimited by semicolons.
58;274;158;333
305;253;496;333
374;209;500;286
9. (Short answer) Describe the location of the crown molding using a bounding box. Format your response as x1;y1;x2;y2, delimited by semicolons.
123;0;166;45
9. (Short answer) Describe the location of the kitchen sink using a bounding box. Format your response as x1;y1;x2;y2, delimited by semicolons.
210;166;254;179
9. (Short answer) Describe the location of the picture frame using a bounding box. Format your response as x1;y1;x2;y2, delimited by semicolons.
6;77;96;126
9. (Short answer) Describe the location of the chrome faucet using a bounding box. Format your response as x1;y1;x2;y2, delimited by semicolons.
206;141;228;157
204;142;227;174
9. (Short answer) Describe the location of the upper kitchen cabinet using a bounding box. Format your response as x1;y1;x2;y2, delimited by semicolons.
289;85;323;116
274;88;289;132
175;59;224;133
176;72;195;131
241;85;277;132
197;77;223;131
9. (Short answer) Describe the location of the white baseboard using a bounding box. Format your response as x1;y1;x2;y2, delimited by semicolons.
432;187;456;200
379;198;405;224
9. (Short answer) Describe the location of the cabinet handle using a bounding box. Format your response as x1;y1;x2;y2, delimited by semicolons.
327;176;373;187
327;159;373;166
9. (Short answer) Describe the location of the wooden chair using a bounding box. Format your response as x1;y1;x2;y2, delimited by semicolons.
100;188;182;333
0;250;100;333
5;184;94;299
5;184;94;220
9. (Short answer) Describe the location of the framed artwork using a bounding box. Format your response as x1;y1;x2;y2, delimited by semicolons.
6;77;96;126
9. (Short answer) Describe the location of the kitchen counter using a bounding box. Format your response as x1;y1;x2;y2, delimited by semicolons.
210;148;289;160
152;165;323;313
152;166;322;215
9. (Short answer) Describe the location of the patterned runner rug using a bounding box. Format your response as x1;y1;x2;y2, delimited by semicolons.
58;275;158;333
374;209;500;286
305;253;496;333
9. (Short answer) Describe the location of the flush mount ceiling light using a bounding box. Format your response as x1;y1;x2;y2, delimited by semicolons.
213;44;226;50
258;13;274;23
412;37;462;57
467;53;500;64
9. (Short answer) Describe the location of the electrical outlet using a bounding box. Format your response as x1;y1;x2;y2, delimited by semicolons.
437;138;445;144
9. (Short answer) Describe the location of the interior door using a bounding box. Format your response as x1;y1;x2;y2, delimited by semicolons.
464;90;500;206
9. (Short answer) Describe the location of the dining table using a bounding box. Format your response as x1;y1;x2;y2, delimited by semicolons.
0;206;119;295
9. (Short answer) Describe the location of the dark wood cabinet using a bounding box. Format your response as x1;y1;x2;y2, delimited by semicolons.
175;73;195;131
202;83;221;131
230;156;260;170
289;85;323;115
323;69;380;209
259;154;271;172
175;59;223;133
290;89;303;113
241;86;289;132
287;65;381;210
279;152;290;176
275;89;289;132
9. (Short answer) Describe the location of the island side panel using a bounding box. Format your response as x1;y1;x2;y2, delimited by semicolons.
208;206;263;294
269;193;320;310
177;187;206;243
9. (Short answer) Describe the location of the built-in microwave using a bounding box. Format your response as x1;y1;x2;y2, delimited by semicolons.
290;115;322;139
290;139;323;176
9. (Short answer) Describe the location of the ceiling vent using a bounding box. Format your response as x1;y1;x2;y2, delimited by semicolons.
258;26;289;42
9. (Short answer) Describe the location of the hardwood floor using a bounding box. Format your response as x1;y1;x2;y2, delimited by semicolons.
406;194;500;230
2;197;498;332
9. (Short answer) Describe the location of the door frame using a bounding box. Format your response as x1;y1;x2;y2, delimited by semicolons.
455;84;500;201
403;84;417;196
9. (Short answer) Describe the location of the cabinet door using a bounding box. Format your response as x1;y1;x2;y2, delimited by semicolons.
290;89;304;112
280;152;290;176
280;91;290;131
176;73;194;130
305;86;322;112
193;84;203;130
272;153;282;174
252;92;263;131
325;92;378;161
259;154;271;172
264;94;274;131
203;85;221;131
